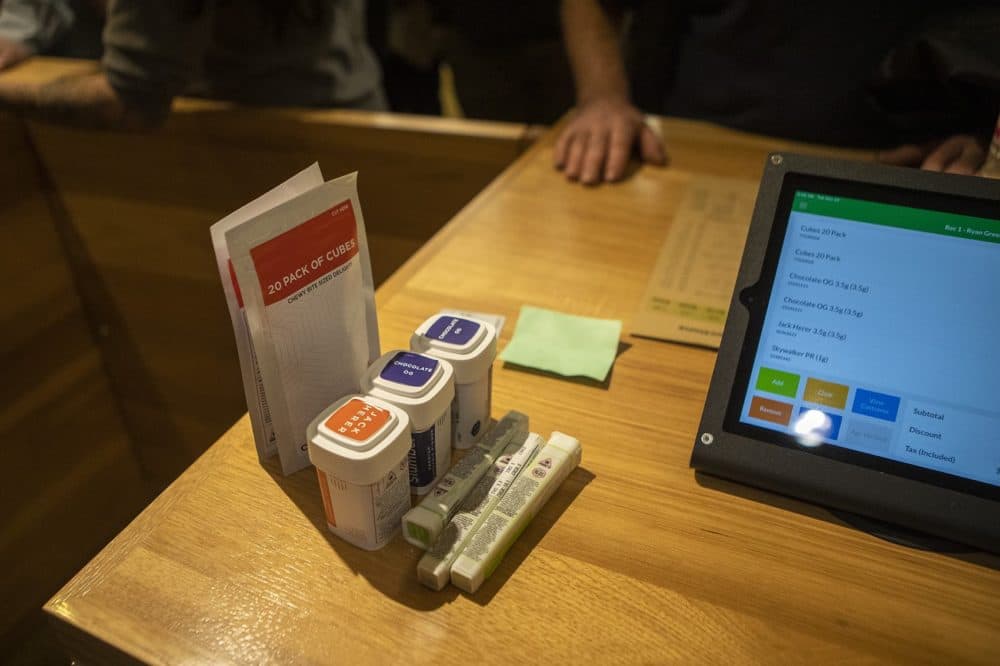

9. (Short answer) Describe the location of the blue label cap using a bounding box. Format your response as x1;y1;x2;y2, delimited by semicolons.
380;351;439;388
425;316;480;346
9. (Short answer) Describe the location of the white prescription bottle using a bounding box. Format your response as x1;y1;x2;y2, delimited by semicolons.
306;395;412;550
362;350;455;495
411;314;497;449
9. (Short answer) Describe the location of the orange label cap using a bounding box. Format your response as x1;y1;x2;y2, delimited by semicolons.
324;398;391;442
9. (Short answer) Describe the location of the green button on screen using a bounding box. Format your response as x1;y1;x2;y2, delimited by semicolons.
756;367;801;398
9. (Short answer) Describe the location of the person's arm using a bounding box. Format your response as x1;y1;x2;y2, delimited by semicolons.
0;37;33;70
0;0;76;69
0;68;156;129
0;1;210;130
554;0;665;184
877;135;988;176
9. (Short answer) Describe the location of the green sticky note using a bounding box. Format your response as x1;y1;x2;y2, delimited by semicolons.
500;306;623;382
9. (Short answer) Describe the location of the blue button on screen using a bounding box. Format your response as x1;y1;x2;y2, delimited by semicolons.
851;389;901;422
796;408;843;440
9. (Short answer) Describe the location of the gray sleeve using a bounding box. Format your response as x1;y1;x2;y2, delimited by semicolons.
0;0;75;53
101;0;213;124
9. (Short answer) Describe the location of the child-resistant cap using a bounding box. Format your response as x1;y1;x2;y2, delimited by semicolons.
363;351;455;430
371;351;443;396
410;315;497;384
308;395;411;486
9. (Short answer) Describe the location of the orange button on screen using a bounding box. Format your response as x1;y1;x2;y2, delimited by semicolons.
749;396;793;425
325;398;390;441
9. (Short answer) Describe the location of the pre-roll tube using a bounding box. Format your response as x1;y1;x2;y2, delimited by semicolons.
402;411;529;548
417;432;542;591
450;432;582;593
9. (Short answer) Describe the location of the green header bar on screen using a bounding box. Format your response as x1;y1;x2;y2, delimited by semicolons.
793;191;1000;245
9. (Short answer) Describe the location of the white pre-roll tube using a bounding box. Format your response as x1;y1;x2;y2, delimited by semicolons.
416;432;542;590
450;432;582;593
402;411;529;549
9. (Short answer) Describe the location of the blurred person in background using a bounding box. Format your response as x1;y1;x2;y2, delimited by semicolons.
437;0;573;124
0;0;386;129
555;0;1000;184
374;0;573;124
0;0;105;69
370;0;443;115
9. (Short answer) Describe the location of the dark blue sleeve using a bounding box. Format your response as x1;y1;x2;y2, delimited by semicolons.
101;0;213;124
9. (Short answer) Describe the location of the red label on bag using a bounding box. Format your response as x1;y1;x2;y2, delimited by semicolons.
250;199;359;306
227;259;244;308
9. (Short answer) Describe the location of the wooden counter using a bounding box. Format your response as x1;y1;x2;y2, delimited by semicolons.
2;56;533;657
45;118;1000;664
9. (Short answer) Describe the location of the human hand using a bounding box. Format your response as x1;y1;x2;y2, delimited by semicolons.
553;97;667;185
0;38;32;71
878;135;987;176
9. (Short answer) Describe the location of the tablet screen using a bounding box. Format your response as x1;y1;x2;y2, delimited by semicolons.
730;178;1000;497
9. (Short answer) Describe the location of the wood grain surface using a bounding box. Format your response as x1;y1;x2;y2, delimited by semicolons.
0;110;146;653
46;116;1000;664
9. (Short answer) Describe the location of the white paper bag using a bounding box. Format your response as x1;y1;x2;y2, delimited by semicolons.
210;164;325;463
220;171;380;474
